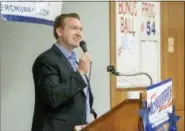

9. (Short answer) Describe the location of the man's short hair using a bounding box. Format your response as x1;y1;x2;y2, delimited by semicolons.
53;13;80;39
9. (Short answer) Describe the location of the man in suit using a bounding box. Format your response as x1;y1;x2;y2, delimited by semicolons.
31;13;96;131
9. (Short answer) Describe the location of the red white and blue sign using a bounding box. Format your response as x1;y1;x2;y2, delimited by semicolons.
139;78;180;131
146;78;173;130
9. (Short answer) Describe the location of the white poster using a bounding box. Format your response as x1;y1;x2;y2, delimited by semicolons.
115;1;161;88
0;1;63;26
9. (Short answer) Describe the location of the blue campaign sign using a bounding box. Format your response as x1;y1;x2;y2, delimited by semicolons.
0;1;62;26
139;78;180;131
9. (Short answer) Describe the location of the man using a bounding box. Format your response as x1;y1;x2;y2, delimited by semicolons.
31;13;96;131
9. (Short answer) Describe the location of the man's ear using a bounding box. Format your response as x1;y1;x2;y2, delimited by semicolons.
56;27;63;37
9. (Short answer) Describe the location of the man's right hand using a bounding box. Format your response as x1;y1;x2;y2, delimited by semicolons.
77;52;92;75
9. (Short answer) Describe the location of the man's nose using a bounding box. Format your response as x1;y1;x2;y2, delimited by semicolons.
76;30;82;37
75;33;81;38
77;28;82;34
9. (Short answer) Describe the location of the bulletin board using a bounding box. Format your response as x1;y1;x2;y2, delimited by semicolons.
110;1;161;88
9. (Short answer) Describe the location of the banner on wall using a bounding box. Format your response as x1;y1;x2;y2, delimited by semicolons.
0;1;63;26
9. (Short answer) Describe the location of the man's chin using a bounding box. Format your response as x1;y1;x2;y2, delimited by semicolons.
72;44;79;49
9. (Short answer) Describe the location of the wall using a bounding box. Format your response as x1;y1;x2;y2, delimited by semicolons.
0;2;110;131
161;2;184;130
0;20;55;131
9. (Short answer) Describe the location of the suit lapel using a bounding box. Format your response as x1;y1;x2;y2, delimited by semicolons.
52;44;86;97
52;44;74;72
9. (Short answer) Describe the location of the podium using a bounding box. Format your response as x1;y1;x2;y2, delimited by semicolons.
75;98;143;131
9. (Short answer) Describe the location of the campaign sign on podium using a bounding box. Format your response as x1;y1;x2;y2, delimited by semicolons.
140;78;180;131
147;78;172;130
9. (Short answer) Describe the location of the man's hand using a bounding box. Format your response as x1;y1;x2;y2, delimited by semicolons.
77;52;92;75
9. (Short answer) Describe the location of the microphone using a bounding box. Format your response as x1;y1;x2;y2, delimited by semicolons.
107;65;153;85
80;40;88;53
80;40;92;66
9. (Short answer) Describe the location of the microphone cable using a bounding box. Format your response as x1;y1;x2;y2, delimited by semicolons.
80;62;92;131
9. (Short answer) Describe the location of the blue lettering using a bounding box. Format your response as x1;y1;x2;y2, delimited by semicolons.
27;7;31;12
161;95;164;106
20;6;23;12
32;8;36;12
162;91;165;103
165;90;168;102
2;4;37;13
23;7;27;12
150;85;172;114
169;86;172;99
1;4;50;18
40;9;49;16
164;89;166;102
157;95;162;109
14;5;19;12
166;87;170;101
4;4;10;11
154;86;172;111
155;96;158;109
1;4;3;12
150;101;156;114
10;5;14;12
160;95;162;107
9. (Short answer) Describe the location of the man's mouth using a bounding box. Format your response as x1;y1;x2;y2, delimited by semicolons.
74;37;81;42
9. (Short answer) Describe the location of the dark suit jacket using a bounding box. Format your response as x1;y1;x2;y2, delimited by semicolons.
31;44;94;131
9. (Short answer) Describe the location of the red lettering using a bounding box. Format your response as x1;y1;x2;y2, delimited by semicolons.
118;1;137;16
120;16;135;36
152;4;155;18
142;2;145;16
118;2;123;15
126;2;131;14
142;2;155;18
120;16;124;33
133;1;137;16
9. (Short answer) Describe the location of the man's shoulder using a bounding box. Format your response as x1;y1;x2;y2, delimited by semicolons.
33;45;57;64
40;46;54;58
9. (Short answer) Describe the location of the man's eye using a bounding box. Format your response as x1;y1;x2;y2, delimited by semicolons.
70;26;82;31
72;27;78;30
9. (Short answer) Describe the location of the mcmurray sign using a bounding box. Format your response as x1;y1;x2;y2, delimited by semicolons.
0;1;63;26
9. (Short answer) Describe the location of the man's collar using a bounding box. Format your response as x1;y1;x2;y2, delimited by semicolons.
55;42;77;60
